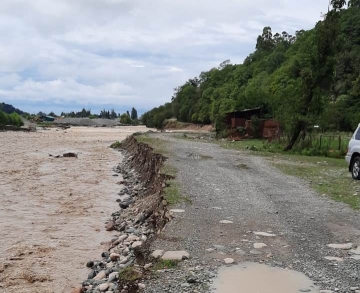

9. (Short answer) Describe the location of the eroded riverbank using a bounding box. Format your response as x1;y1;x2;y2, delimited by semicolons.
0;127;147;293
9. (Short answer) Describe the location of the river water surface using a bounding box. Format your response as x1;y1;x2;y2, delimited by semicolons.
0;126;147;293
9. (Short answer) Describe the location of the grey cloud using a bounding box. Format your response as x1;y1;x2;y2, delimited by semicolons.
0;0;329;114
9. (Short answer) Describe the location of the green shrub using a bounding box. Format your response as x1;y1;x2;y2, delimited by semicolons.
153;259;179;270
110;141;122;148
0;110;8;128
0;110;23;129
236;127;246;136
119;113;132;124
118;266;141;282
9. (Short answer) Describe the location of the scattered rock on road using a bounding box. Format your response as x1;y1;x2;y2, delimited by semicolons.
151;250;165;259
327;243;353;250
324;256;344;262
254;232;277;237
253;243;267;249
162;251;190;261
223;258;235;264
220;220;233;224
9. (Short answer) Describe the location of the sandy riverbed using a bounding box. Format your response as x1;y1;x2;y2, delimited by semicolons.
0;126;149;293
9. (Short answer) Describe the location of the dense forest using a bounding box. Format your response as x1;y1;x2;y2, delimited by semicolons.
142;1;360;149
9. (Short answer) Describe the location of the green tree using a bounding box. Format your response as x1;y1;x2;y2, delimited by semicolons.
348;0;360;7
131;107;138;120
119;113;132;124
256;27;274;51
0;110;8;128
331;0;347;10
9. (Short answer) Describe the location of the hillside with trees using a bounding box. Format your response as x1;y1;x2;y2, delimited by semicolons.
142;1;360;150
0;102;27;116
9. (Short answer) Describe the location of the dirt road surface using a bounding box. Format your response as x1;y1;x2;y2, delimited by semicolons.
0;126;147;293
145;133;360;293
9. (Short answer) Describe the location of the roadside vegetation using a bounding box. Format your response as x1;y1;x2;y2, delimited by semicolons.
163;180;192;205
272;155;359;209
223;140;359;209
220;135;350;159
152;259;178;270
118;266;141;283
135;135;169;156
110;141;122;149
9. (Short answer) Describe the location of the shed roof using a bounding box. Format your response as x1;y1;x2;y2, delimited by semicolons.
226;107;262;116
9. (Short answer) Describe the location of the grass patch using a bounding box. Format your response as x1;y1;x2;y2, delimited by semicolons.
270;154;360;209
118;266;141;282
110;141;122;148
152;259;179;270
161;163;177;177
37;122;53;128
164;180;192;205
136;134;168;155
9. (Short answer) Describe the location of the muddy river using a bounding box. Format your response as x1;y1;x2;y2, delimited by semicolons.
0;126;147;293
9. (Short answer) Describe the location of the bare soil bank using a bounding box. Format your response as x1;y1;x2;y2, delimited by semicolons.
163;121;214;132
0;126;148;293
78;135;172;292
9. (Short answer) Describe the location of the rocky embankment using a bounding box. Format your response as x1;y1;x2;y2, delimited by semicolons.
75;136;175;293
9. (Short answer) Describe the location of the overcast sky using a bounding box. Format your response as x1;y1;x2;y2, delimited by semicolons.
0;0;329;115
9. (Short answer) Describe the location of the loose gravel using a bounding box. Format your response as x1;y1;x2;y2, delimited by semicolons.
144;133;360;293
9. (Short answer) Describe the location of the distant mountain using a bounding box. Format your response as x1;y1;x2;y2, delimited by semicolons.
0;102;27;115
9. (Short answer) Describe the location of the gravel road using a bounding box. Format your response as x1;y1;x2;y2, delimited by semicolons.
145;133;360;293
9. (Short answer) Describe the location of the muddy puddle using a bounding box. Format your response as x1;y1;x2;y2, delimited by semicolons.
213;263;319;293
0;126;148;293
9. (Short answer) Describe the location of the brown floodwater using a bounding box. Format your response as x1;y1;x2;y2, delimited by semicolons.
0;126;148;293
212;263;319;293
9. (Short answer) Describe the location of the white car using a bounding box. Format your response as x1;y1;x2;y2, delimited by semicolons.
346;125;360;180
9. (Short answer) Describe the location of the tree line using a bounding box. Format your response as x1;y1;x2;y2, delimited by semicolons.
142;1;360;150
59;108;119;119
0;100;141;127
58;107;139;124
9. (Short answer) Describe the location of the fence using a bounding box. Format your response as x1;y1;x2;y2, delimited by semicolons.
278;134;351;156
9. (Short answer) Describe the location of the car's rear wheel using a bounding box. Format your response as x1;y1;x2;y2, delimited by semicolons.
351;156;360;180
